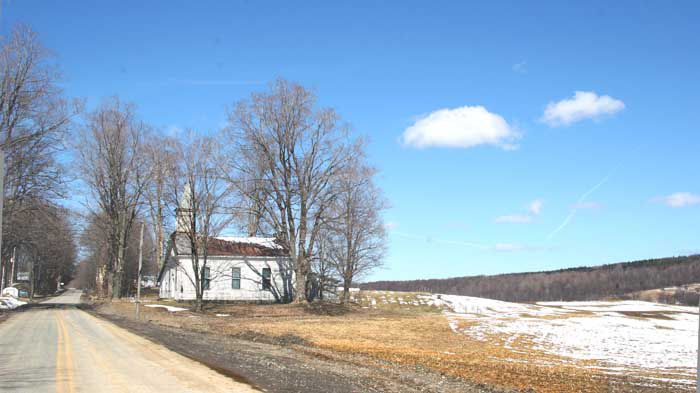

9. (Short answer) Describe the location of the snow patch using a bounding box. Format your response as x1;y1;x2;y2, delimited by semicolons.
145;304;188;312
215;236;282;249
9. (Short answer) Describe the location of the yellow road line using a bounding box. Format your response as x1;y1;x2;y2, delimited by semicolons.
62;311;131;391
55;311;75;393
55;313;64;393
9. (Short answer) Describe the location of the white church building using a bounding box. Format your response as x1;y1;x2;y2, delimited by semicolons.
157;192;294;302
158;232;293;302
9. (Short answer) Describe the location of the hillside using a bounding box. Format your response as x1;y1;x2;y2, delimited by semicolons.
361;255;700;304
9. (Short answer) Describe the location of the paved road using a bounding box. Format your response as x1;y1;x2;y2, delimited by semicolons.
0;289;258;393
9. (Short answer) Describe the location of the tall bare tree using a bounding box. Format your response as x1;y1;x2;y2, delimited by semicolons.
77;214;110;292
75;98;150;298
143;134;174;271
0;25;78;286
325;146;387;303
3;201;76;296
165;134;232;311
227;79;353;303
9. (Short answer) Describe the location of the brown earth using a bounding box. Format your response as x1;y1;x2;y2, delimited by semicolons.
87;296;683;393
89;301;503;393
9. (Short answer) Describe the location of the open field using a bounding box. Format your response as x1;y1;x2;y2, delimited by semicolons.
95;290;696;392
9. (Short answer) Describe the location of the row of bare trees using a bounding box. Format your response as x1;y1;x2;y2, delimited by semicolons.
0;23;388;303
0;25;79;295
75;79;387;305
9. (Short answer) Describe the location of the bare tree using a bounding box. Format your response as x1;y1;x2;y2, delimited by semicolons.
0;25;78;286
75;98;150;298
165;134;232;311
143;134;175;271
2;201;76;296
325;147;387;303
227;79;352;303
0;25;76;202
77;213;155;297
77;214;110;292
311;234;339;301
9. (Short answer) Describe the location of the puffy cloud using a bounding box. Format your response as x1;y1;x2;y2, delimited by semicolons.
541;91;624;127
654;192;700;208
529;199;543;215
495;215;533;224
402;106;518;149
512;61;527;73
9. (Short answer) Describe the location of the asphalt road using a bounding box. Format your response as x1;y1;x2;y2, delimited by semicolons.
0;289;258;393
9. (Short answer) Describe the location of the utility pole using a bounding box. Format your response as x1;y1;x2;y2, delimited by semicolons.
697;295;699;393
135;222;144;319
9;246;14;286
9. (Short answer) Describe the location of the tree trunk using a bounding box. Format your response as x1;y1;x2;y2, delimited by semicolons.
106;271;114;299
293;257;308;303
112;270;123;299
341;277;351;304
195;287;203;312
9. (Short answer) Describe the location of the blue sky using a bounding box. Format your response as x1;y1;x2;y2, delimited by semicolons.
4;1;699;281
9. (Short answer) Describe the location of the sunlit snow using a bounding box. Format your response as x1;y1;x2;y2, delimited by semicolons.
425;294;697;385
144;304;188;312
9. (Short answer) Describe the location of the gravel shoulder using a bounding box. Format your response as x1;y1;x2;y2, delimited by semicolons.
89;303;503;393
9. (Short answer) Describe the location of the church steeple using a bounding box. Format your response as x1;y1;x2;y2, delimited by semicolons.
175;185;193;233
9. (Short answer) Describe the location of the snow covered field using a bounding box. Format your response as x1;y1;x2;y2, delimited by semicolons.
351;291;697;387
429;294;698;386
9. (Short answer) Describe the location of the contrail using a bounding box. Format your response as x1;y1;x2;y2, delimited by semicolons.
547;170;615;240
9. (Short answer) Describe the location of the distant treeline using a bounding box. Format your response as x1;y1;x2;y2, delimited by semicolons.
361;255;700;302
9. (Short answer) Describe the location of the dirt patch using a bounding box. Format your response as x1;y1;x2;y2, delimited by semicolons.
617;311;674;320
232;330;310;346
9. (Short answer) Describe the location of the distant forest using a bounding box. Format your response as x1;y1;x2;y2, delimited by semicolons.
361;255;700;303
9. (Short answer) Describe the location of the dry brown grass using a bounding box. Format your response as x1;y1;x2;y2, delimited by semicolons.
240;314;609;393
100;295;687;393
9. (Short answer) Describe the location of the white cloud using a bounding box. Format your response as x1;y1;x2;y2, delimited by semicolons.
512;61;527;73
402;106;519;149
496;199;542;224
654;192;700;208
529;199;543;215
541;91;625;127
495;215;533;224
